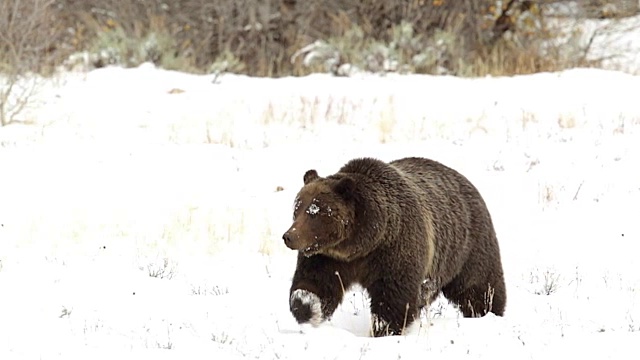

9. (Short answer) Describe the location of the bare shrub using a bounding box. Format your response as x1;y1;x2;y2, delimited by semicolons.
582;0;639;19
7;0;638;77
49;0;602;76
53;0;287;74
529;267;562;295
154;327;174;350
211;331;234;344
191;284;229;296
146;257;177;280
286;0;621;76
0;0;57;125
628;313;639;332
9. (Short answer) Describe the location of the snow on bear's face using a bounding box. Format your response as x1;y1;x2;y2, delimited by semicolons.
282;170;355;258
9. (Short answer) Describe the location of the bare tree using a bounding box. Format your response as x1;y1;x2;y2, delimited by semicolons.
0;0;55;126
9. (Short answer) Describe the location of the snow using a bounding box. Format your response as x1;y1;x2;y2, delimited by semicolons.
306;203;321;215
569;14;640;74
1;32;640;358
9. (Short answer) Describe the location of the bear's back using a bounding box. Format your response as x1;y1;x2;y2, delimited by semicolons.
389;157;483;207
389;157;496;283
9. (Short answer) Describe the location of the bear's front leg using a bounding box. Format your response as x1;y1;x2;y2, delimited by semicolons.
289;288;325;326
289;254;348;327
367;280;420;337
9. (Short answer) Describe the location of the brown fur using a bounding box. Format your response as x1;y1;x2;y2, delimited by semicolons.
283;157;506;337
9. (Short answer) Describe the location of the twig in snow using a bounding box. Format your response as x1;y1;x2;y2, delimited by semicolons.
573;181;584;200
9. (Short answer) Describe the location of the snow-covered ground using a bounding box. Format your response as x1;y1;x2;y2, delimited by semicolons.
0;60;639;359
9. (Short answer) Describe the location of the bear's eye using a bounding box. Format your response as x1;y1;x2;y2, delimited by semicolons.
293;198;302;216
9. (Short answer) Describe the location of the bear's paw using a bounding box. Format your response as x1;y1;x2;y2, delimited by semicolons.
290;289;323;326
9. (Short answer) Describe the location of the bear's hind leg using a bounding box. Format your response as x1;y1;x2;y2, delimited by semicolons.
442;274;506;318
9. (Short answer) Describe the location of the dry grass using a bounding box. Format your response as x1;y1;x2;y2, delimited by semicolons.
1;58;638;262
0;198;290;271
529;268;563;295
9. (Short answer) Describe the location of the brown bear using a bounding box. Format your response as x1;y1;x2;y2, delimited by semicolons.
282;156;506;337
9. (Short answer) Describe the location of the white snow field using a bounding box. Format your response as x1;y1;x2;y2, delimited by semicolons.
1;60;640;359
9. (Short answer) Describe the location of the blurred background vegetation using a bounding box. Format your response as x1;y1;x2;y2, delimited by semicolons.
1;0;639;80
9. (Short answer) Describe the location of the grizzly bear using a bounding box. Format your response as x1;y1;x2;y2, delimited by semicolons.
282;156;506;337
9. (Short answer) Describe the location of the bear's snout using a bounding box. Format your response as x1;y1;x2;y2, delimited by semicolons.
283;228;302;250
283;228;318;254
282;231;294;246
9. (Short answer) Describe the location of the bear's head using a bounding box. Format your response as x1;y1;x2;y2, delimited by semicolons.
282;169;356;260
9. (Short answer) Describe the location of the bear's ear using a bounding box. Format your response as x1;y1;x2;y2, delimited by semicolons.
303;169;319;184
333;176;356;200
